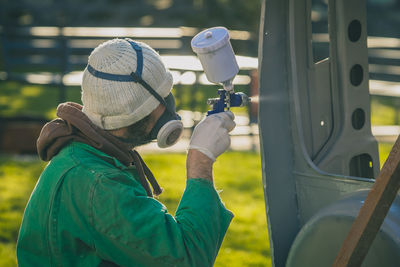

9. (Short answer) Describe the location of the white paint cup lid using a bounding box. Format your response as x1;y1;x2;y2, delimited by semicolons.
191;27;230;54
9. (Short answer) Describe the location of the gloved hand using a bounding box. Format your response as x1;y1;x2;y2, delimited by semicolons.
188;111;236;162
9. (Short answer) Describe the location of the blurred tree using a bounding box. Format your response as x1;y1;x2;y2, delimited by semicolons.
187;0;262;33
0;0;262;34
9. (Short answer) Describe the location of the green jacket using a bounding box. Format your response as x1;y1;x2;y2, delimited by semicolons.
17;142;233;266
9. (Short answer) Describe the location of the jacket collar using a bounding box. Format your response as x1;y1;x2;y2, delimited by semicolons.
36;102;162;197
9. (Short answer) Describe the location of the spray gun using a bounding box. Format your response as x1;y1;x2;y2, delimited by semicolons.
191;27;250;116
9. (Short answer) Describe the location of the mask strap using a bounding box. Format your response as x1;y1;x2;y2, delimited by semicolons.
87;64;134;82
130;72;170;111
126;40;143;78
86;39;170;111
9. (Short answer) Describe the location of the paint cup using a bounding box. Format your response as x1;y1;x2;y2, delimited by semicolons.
191;27;239;86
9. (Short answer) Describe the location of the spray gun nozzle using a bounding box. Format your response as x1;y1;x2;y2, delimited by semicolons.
206;89;250;116
222;79;234;92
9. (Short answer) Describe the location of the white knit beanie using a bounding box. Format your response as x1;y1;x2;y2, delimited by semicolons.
81;38;173;130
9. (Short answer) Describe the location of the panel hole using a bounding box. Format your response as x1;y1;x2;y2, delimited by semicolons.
350;64;363;86
350;153;374;178
352;108;365;130
348;20;362;42
320;120;325;126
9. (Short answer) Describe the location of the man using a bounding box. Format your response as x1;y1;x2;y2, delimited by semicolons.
17;38;236;266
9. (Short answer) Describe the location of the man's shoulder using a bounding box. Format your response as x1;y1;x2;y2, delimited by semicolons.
38;141;146;199
44;142;131;181
55;142;119;167
61;142;142;187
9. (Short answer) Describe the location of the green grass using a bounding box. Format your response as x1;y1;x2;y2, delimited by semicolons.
0;152;271;267
370;96;400;125
0;156;47;266
0;82;82;120
378;142;394;167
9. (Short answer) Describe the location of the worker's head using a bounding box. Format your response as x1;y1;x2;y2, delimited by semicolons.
81;38;183;148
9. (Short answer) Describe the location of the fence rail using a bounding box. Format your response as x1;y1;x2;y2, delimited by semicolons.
0;26;258;108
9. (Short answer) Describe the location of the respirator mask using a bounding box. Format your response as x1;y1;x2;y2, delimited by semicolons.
148;93;183;148
86;39;183;148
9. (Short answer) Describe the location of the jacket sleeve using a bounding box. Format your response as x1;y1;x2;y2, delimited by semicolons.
90;175;233;267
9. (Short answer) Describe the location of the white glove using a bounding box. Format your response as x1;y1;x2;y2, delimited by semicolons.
189;111;236;162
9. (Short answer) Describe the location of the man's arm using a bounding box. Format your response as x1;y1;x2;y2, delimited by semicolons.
187;150;213;182
187;111;236;182
90;173;233;267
